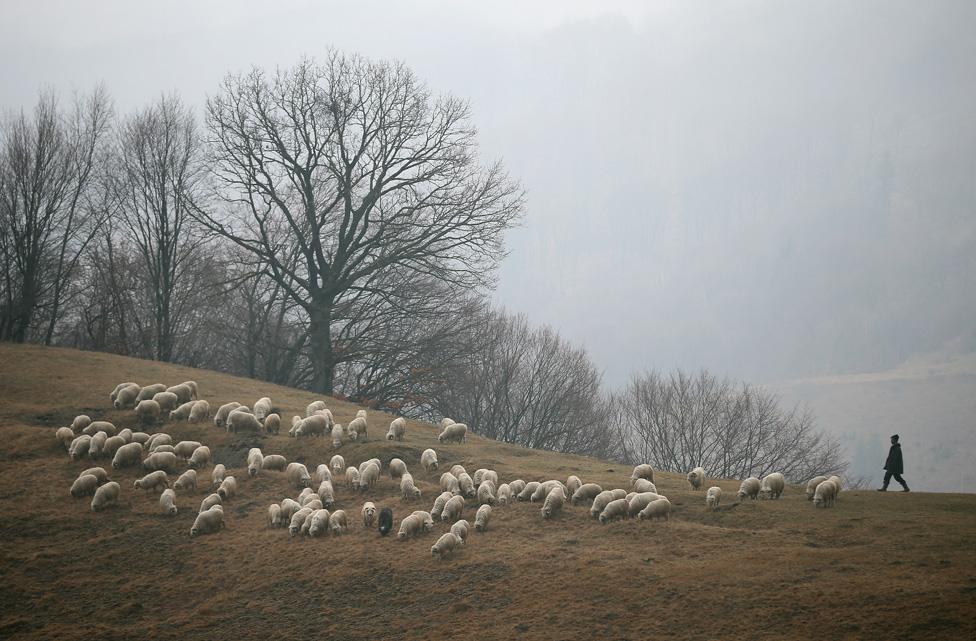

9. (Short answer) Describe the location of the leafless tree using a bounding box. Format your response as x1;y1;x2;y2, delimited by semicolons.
198;53;523;394
0;87;112;343
615;370;847;481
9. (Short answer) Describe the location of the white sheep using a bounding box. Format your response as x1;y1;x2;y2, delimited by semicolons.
308;509;331;536
473;469;488;486
217;476;237;500
630;464;655;485
70;474;100;497
143;451;178;474
264;413;280;434
474;504;492;531
262;454;287;471
437;422;467;444
211;464;227;489
571;483;603;505
420;449;438;474
599;498;629;524
227;408;262;434
135;400;161;425
633;478;658;494
565;475;583;498
286;462;312;489
160;489;178;516
637;497;672;521
174;440;202;460
813;479;838;507
268;503;282;527
431;492;453;520
389;458;408;479
134;470;169;492
111;442;143;469
213;402;242;428
517;482;540;502
306;400;327;417
450;519;469;543
345;466;361;488
359;462;380;492
497;483;513;505
477;481;496;506
288;507;313;536
440;417;455;429
88;431;108;459
387;417;406;441
806;476;828;500
440;472;460;495
626;492;666;517
91;482;121;512
400;473;422;500
347;416;368;441
398;513;424;540
152;391;180;413
279;498;301;523
441;495;465;522
247;448;264;478
174;469;198;492
542;487;565;519
362;502;377;528
706;486;722;510
79;467;111;484
191;505;224;536
56;426;75;450
117;428;133;443
180;380;199;399
188;446;211;470
737;477;761;500
687;467;706;491
185;400;210;423
759;472;786;500
411;510;435;532
253;397;273;421
114;385;140;409
509;480;526;497
827;475;844;494
531;480;566;503
83;420;116;437
314;464;332;485
71;414;92;433
110;382;138;404
102;435;125;459
153;445;176;455
170;401;195;422
328;510;348;535
146;433;172;452
330;455;345;476
483;470;499;487
302;496;324;512
317;481;336;508
166;384;194;404
431;532;461;559
450;464;467;478
331;424;344;448
457;473;476;498
137;383;167;401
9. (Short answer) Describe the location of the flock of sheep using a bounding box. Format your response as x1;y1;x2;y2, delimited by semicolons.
57;379;845;559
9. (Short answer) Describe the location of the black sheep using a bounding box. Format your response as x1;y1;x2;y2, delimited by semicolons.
378;507;394;536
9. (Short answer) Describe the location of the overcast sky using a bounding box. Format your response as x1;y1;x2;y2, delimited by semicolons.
2;0;974;388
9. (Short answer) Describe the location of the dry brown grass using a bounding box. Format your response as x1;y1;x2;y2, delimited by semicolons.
0;344;974;641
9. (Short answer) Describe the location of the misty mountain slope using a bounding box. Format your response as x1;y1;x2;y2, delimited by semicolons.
0;344;974;641
771;349;976;493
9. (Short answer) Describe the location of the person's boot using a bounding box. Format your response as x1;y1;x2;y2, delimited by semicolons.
902;486;910;492
876;487;887;491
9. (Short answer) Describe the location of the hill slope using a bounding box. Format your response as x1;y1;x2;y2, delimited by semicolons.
0;344;974;641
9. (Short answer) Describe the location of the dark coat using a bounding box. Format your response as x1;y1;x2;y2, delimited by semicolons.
884;443;904;475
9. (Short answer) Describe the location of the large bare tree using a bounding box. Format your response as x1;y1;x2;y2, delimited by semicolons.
199;53;523;393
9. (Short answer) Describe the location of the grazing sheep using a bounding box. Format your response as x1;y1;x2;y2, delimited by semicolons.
217;476;238;500
213;402;242;428
329;510;348;535
186;400;210;423
174;469;198;492
477;481;496;506
814;479;838;507
599;498;630;524
387;417;407;441
633;478;658;494
759;472;786;500
142;452;177;474
71;415;92;433
264;413;280;435
398;513;424;540
227;408;261;434
401;473;422;500
473;469;488;486
431;532;461;559
331;424;344;448
160;489;178;516
278;498;301;523
134;399;162;426
211;464;227;489
359;463;380;492
542;487;565;519
288;507;313;536
706;486;722;510
630;464;655;485
306;401;327;417
88;431;108;459
262;454;287;471
302;497;324;512
268;504;282;528
348;416;368;441
102;435;125;459
497;483;513;505
191;505;225;537
70;474;100;497
170;401;195;421
637;497;672;521
431;492;453;520
56;426;75;450
806;476;828;501
286;463;312;489
134;470;169;493
117;428;133;443
154;445;176;455
346;467;361;488
166;384;193;405
90;481;121;511
412;510;435;532
362;502;377;527
188;446;211;470
317;481;336;509
315;464;332;485
112;442;143;469
474;504;492;531
152;391;179;413
509;480;526;496
627;492;666;517
174;440;203;460
114;385;140;409
827;475;844;494
450;464;467;478
181;380;199;400
247;448;264;477
440;473;461;495
440;417;455;429
737;477;761;500
451;519;469;543
308;509;331;537
517;482;541;502
137;383;167;402
110;382;138;404
199;493;222;513
84;420;116;437
146;433;172;452
437;422;467;444
389;458;408;479
441;495;465;522
79;467;111;484
253;397;273;421
69;435;92;461
531;480;566;503
378;507;394;536
457;473;476;498
687;467;706;491
571;483;603;505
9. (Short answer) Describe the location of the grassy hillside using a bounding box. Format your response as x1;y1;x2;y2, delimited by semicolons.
1;344;974;641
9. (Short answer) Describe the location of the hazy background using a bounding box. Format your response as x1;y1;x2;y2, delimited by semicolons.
2;0;973;490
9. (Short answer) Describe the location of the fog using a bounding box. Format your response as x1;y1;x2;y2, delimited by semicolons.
3;0;973;488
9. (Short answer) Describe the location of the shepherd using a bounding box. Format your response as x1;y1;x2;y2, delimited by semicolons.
878;434;910;492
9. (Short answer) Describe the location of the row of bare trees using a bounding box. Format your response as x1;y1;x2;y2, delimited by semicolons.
0;51;848;480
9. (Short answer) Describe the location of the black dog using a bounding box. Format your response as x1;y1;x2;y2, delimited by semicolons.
378;507;393;536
